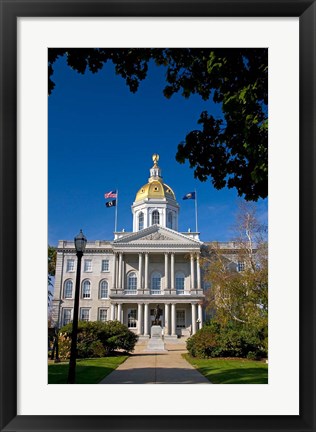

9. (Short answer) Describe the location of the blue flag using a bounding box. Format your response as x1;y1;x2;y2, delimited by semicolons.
183;192;195;200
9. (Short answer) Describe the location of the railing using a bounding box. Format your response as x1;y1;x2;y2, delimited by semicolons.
150;290;162;295
121;289;194;295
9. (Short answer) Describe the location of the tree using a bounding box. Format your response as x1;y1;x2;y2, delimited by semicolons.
48;48;268;201
48;245;57;303
202;202;268;333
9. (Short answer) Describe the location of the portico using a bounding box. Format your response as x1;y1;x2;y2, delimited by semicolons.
109;300;203;337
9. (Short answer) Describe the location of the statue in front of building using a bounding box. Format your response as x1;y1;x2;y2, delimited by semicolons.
153;304;162;325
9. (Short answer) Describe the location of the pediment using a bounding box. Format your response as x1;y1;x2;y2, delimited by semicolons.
113;225;202;246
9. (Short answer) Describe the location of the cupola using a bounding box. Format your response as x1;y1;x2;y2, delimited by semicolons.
131;154;180;232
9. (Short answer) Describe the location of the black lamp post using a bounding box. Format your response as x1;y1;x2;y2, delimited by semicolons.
67;229;87;384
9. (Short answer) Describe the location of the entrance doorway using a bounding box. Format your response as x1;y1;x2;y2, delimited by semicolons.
176;309;185;329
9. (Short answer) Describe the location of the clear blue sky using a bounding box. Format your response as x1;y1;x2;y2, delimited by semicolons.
48;55;267;245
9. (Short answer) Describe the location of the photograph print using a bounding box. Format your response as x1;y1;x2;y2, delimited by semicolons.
47;48;268;385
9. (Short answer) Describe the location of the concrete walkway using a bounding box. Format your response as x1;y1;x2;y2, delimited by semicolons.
99;342;211;384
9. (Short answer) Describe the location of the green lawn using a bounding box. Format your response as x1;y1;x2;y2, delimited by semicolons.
184;354;268;384
48;356;128;384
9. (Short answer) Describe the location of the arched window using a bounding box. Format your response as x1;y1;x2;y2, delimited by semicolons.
64;280;73;298
82;280;91;298
151;271;161;294
99;280;108;299
176;272;185;294
167;211;173;229
152;210;159;225
127;272;137;293
138;212;144;230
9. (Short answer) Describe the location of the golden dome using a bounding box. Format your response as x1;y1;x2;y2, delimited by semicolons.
134;154;176;202
135;180;176;202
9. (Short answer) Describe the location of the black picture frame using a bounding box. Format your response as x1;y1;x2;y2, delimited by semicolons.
0;1;315;431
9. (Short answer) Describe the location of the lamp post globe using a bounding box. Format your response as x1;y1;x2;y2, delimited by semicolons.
74;229;87;254
67;229;87;384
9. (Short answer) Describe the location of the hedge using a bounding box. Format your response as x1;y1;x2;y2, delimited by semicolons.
186;321;267;359
58;320;138;360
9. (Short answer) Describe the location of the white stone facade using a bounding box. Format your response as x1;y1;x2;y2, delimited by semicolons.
52;225;205;338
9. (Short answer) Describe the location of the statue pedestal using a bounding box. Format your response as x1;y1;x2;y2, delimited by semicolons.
150;325;163;338
144;326;167;352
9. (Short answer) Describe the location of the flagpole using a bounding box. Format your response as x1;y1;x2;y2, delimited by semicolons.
195;189;198;233
114;189;118;233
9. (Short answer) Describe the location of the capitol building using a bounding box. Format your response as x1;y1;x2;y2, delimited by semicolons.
52;154;207;340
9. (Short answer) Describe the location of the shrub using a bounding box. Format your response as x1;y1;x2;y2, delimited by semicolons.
186;321;267;359
186;326;221;358
247;351;259;361
58;320;138;360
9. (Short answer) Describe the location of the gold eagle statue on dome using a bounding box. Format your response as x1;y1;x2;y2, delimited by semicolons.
152;153;159;166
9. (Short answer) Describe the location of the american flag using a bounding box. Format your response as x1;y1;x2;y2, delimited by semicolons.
104;190;117;199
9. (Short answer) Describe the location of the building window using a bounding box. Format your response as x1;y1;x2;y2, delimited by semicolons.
80;308;90;322
99;280;109;299
99;308;108;322
64;279;73;298
84;259;92;272
176;272;185;294
66;259;75;272
101;259;109;272
82;280;91;298
167;211;173;229
176;310;186;328
238;261;245;272
127;309;137;328
62;308;72;326
151;271;161;294
138;212;144;230
152;210;159;225
127;272;137;293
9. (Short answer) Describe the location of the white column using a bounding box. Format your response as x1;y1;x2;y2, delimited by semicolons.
121;255;125;290
197;253;201;290
118;253;122;289
144;303;149;336
138;303;143;335
170;253;175;291
164;252;169;290
117;303;122;323
190;253;195;290
171;303;176;336
164;303;170;335
112;253;117;289
110;303;115;321
144;253;149;291
198;303;203;329
191;303;197;334
138;253;143;290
